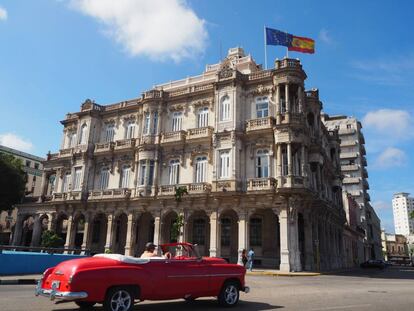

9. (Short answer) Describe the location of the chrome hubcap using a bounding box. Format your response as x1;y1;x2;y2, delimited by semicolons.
110;290;131;311
224;285;238;305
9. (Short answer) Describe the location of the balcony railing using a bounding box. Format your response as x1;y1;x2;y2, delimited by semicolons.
161;131;186;144
114;138;136;150
59;148;74;158
186;127;213;141
341;164;360;171
340;140;357;147
158;183;212;196
247;177;277;191
52;192;67;201
94;142;114;154
89;188;131;200
340;152;358;159
248;70;272;81
67;191;82;201
246;117;274;132
275;58;302;70
348;190;362;197
338;128;356;135
343;177;361;184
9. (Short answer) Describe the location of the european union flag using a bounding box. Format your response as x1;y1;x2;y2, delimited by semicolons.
265;27;292;47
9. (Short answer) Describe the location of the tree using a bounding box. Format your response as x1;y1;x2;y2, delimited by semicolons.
410;211;414;220
41;230;64;248
0;152;27;212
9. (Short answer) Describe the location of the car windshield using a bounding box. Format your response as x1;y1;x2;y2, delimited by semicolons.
161;244;200;259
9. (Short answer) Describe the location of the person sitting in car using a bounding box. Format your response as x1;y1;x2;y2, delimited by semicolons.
140;242;171;259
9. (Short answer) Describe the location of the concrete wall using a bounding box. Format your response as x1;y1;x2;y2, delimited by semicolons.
0;251;88;275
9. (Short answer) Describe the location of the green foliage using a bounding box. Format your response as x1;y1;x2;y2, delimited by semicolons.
171;215;184;242
410;211;414;220
0;152;27;212
105;249;112;254
41;230;65;248
174;186;188;202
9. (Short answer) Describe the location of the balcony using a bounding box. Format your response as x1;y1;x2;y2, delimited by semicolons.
247;177;277;192
341;164;360;171
246;117;274;133
94;142;114;154
340;151;358;159
343;177;361;184
52;192;67;201
114;138;136;151
158;183;212;196
186;127;213;142
161;131;186;145
348;190;362;197
340;140;357;147
275;58;302;70
212;180;239;192
67;191;82;201
140;134;159;145
89;188;131;200
58;148;74;158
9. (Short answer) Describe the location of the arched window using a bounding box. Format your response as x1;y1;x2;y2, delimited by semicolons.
193;218;206;245
143;112;151;135
256;149;269;178
256;97;269;118
105;123;115;142
125;121;136;139
72;167;82;190
99;167;110;190
250;217;262;246
219;150;230;178
79;124;88;144
68;132;77;148
197;107;209;128
172;111;183;132
62;171;71;192
195;156;207;183
221;218;231;246
220;96;230;121
168;159;180;185
120;165;131;188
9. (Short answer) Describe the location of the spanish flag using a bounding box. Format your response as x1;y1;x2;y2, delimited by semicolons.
289;35;315;54
265;27;315;54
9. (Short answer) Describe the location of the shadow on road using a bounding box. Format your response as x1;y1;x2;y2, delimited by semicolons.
329;266;414;280
52;299;283;311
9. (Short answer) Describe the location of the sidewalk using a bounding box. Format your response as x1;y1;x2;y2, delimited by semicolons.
0;274;41;285
246;269;320;277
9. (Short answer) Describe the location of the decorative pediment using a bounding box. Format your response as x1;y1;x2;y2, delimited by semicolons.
192;98;214;109
103;118;116;125
168;103;186;112
123;114;136;122
190;145;212;165
249;84;273;96
64;124;78;133
162;148;184;166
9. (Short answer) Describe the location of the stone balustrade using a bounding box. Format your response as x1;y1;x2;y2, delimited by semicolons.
248;70;272;81
59;148;74;158
247;177;277;191
114;138;136;151
94;142;114;154
275;58;302;70
343;177;361;184
341;164;359;171
187;127;213;141
89;188;131;200
158;183;212;196
161;131;186;144
246;117;275;132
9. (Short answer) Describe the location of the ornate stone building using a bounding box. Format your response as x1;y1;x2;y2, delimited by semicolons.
14;48;346;271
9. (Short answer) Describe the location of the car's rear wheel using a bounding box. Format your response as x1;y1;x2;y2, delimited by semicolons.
218;281;239;307
75;301;96;309
103;287;134;311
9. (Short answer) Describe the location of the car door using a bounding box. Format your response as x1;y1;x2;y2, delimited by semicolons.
162;258;210;298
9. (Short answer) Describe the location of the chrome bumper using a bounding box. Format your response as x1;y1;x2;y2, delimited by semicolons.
242;286;250;293
35;281;88;301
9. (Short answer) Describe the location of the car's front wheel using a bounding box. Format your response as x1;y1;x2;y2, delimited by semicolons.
103;287;134;311
218;281;240;307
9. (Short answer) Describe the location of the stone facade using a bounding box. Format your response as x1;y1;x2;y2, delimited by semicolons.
0;145;44;244
322;115;382;260
14;48;347;271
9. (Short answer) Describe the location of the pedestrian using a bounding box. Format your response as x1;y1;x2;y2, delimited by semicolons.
241;249;248;267
247;248;255;271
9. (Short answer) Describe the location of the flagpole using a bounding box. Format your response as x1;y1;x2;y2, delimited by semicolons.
264;25;268;69
285;30;289;59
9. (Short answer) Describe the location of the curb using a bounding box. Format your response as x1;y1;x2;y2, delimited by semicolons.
0;279;38;285
247;271;320;277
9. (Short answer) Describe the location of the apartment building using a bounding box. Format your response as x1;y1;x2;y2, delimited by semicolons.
322;115;382;260
392;192;414;236
14;48;347;271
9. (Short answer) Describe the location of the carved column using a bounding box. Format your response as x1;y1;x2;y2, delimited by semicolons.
304;212;314;271
298;85;303;112
124;212;138;256
285;84;290;113
152;160;159;195
209;210;221;258
12;214;24;246
81;213;91;254
237;210;249;266
287;143;292;176
104;213;114;252
30;214;43;247
153;214;161;245
276;84;281;124
301;145;306;177
38;172;49;202
64;214;74;251
47;213;56;231
276;144;282;178
278;208;290;272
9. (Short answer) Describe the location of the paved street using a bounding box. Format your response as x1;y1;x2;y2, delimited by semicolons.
1;266;414;311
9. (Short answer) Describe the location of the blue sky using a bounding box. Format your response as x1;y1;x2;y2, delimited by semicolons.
0;0;413;232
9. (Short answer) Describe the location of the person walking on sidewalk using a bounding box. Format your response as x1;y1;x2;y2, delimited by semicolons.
247;248;255;271
241;249;248;267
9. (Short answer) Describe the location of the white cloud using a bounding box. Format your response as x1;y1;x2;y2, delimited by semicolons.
0;6;8;21
69;0;208;62
374;147;407;169
318;28;333;44
363;109;412;139
0;133;34;152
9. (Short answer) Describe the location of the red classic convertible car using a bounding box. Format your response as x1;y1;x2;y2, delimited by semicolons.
35;242;249;310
